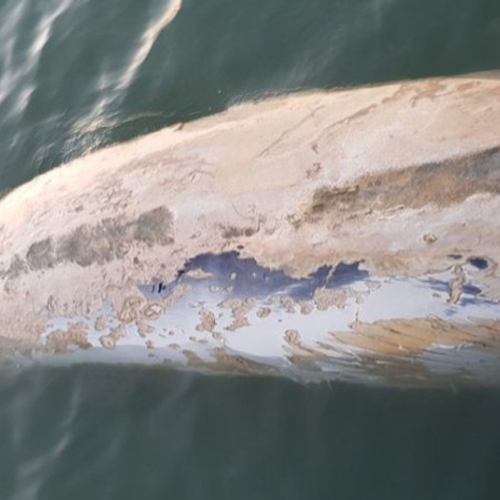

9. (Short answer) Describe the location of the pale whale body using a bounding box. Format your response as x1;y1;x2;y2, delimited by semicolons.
2;73;500;387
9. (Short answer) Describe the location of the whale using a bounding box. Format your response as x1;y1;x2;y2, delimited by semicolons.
2;72;500;387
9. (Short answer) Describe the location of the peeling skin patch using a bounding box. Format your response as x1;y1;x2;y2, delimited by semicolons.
299;301;314;314
303;147;500;223
313;287;359;310
220;297;255;332
423;233;437;244
118;297;146;324
448;266;467;304
14;207;174;275
257;307;271;318
45;322;91;354
196;310;216;332
137;321;154;337
279;296;296;313
142;302;164;320
99;326;125;350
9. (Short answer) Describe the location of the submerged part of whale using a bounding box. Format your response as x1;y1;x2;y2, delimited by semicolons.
2;72;500;387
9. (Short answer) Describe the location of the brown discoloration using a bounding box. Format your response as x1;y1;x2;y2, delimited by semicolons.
45;322;91;354
306;162;322;178
316;341;345;355
142;302;164;320
218;298;242;310
226;307;251;332
99;326;125;350
56;219;130;267
313;288;352;310
309;186;361;217
22;207;174;273
210;348;273;374
256;307;271;318
284;329;301;346
283;330;326;359
196;310;216;332
222;226;256;239
448;265;467;304
304;147;500;223
182;350;204;366
136;321;154;337
134;207;174;247
221;298;255;331
280;296;296;313
242;297;256;309
299;301;314;315
332;317;480;356
118;296;146;324
423;233;438;244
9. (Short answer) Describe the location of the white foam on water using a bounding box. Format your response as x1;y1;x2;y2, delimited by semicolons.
30;0;73;58
117;0;182;91
0;0;73;121
70;0;182;153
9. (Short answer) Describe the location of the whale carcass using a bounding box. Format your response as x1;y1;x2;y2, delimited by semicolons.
1;73;500;386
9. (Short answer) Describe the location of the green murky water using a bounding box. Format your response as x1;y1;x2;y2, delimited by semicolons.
1;1;500;498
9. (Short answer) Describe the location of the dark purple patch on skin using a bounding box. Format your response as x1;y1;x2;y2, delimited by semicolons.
139;251;368;300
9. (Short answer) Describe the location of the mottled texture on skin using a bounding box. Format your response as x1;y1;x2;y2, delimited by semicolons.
1;73;500;385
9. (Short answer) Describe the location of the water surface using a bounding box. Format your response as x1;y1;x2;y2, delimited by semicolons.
1;366;500;500
2;0;500;498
